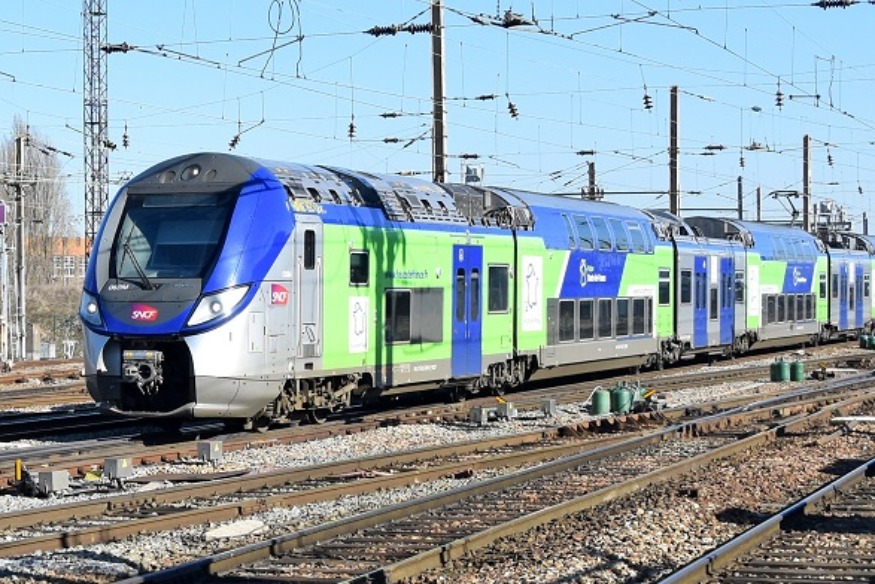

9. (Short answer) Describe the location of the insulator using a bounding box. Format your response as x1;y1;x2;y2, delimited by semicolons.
775;90;784;108
122;123;129;149
507;101;519;119
739;155;745;168
348;121;356;140
228;135;240;150
827;153;834;166
406;23;432;34
812;0;856;8
643;93;653;110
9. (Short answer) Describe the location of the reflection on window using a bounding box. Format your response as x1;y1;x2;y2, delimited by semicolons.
385;290;411;343
350;251;369;285
488;265;509;312
559;300;575;342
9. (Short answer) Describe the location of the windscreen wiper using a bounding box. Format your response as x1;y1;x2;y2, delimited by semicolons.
122;241;155;290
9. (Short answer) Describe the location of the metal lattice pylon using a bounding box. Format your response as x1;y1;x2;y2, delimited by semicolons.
83;0;108;254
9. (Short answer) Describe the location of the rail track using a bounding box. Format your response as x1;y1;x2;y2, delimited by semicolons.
0;349;867;488
0;371;868;583
663;455;875;583
89;375;874;583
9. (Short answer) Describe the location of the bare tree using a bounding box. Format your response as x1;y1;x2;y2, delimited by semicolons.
1;116;80;352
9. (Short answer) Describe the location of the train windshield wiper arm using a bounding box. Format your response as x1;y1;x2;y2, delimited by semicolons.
122;242;155;290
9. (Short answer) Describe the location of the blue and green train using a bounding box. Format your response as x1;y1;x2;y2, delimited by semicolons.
78;152;873;428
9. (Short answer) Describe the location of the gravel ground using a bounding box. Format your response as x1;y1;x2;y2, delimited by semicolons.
0;344;869;582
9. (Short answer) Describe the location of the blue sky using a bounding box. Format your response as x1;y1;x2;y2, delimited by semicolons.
2;1;874;230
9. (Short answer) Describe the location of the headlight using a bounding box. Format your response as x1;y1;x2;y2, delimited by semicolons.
79;291;103;327
186;285;250;326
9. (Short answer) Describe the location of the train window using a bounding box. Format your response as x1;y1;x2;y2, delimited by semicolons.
327;189;342;204
709;287;718;320
658;269;671;305
349;251;369;285
796;295;805;321
866;274;871;298
850;285;855;311
819;273;827;299
385;290;411;344
696;273;707;310
735;270;745;303
633;298;646;335
609;219;630;251
646;298;653;334
806;294;814;320
616;299;629;336
559;300;575;342
304;230;316;269
680;270;692;304
306;187;322;202
471;269;480;321
455;269;466;321
574;215;594;250
766;295;776;324
777;295;786;322
562;214;576;249
787;295;795;321
772;237;787;260
831;274;839;299
579;299;594;340
598;299;612;338
627;222;646;253
786;240;800;261
488;265;509;313
591;217;613;251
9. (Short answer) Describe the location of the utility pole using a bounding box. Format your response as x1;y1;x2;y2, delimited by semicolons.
84;0;109;253
13;136;26;361
737;176;743;220
802;134;811;232
756;186;762;221
431;0;447;183
669;86;680;216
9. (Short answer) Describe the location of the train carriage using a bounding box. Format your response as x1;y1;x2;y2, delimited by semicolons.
497;191;663;376
654;214;744;362
819;232;872;338
686;217;825;349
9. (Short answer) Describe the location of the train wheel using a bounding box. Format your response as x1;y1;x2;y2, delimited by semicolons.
307;408;330;424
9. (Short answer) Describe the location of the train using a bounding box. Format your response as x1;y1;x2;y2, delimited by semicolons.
79;152;875;429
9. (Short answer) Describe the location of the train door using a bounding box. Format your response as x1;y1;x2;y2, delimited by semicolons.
839;263;849;331
720;257;734;345
295;218;323;358
693;255;708;348
452;244;483;378
855;263;864;328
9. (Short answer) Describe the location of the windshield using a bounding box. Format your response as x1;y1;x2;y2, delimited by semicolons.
111;191;236;280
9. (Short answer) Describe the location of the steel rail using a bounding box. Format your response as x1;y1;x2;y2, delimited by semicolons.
109;382;875;583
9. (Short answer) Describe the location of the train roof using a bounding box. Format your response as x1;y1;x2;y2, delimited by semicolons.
685;216;821;246
123;153;657;232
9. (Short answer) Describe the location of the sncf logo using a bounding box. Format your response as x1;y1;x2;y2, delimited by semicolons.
131;304;159;322
271;284;289;305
